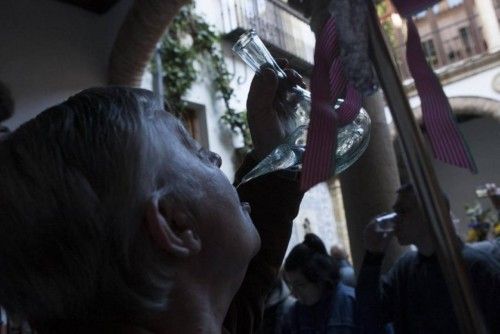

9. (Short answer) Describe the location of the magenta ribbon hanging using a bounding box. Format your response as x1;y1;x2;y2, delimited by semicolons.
393;0;477;173
300;17;362;191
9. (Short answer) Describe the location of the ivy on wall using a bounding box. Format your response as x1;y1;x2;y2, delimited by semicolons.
157;2;252;150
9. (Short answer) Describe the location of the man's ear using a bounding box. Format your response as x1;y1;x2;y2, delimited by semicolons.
144;195;201;258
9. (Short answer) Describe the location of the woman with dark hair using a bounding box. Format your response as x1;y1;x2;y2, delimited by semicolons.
282;233;361;333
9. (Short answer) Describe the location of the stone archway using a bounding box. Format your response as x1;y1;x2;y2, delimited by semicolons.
411;96;500;122
394;96;500;238
395;96;500;182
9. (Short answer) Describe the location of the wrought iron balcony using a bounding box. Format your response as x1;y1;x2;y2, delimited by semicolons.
392;5;499;81
221;0;315;75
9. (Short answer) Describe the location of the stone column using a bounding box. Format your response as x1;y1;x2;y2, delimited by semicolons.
327;178;352;261
339;91;405;272
474;0;500;52
387;0;410;79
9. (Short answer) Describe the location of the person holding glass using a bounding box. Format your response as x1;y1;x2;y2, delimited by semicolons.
0;64;306;333
357;184;500;333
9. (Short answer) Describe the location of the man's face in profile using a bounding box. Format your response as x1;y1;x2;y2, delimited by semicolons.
393;190;428;246
155;112;261;270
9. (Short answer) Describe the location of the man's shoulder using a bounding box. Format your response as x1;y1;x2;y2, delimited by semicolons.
395;249;419;265
330;283;357;316
462;244;500;271
336;282;356;299
385;250;420;278
329;284;359;325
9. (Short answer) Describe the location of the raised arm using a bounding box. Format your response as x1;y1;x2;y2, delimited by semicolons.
356;221;398;333
223;63;305;333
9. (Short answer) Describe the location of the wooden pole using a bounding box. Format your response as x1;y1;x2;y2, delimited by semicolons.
108;0;190;86
366;2;488;333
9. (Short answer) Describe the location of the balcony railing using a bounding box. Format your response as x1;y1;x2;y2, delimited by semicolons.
393;12;494;80
220;0;315;74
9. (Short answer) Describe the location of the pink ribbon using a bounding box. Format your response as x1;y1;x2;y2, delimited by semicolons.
302;0;476;192
300;17;362;191
393;0;477;172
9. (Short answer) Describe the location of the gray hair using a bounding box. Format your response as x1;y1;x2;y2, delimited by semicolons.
0;87;175;323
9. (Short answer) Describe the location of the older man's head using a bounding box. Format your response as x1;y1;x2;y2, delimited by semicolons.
0;87;259;328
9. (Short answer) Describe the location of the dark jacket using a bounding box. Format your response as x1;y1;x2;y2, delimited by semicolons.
257;280;295;334
356;246;500;334
282;283;361;334
223;154;304;334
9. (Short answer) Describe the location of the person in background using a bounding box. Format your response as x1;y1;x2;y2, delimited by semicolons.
471;185;500;264
330;245;356;287
357;183;500;333
0;64;306;333
282;233;361;334
470;237;500;264
256;274;295;334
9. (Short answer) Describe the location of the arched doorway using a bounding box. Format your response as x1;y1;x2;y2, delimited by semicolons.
394;96;500;239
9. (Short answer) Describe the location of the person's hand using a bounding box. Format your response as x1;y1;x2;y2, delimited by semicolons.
246;59;306;161
363;220;393;253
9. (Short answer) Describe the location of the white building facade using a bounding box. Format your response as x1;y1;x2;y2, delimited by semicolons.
183;0;346;254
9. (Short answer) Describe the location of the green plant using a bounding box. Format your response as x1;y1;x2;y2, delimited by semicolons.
376;0;396;49
220;108;252;149
464;200;499;242
157;2;252;151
